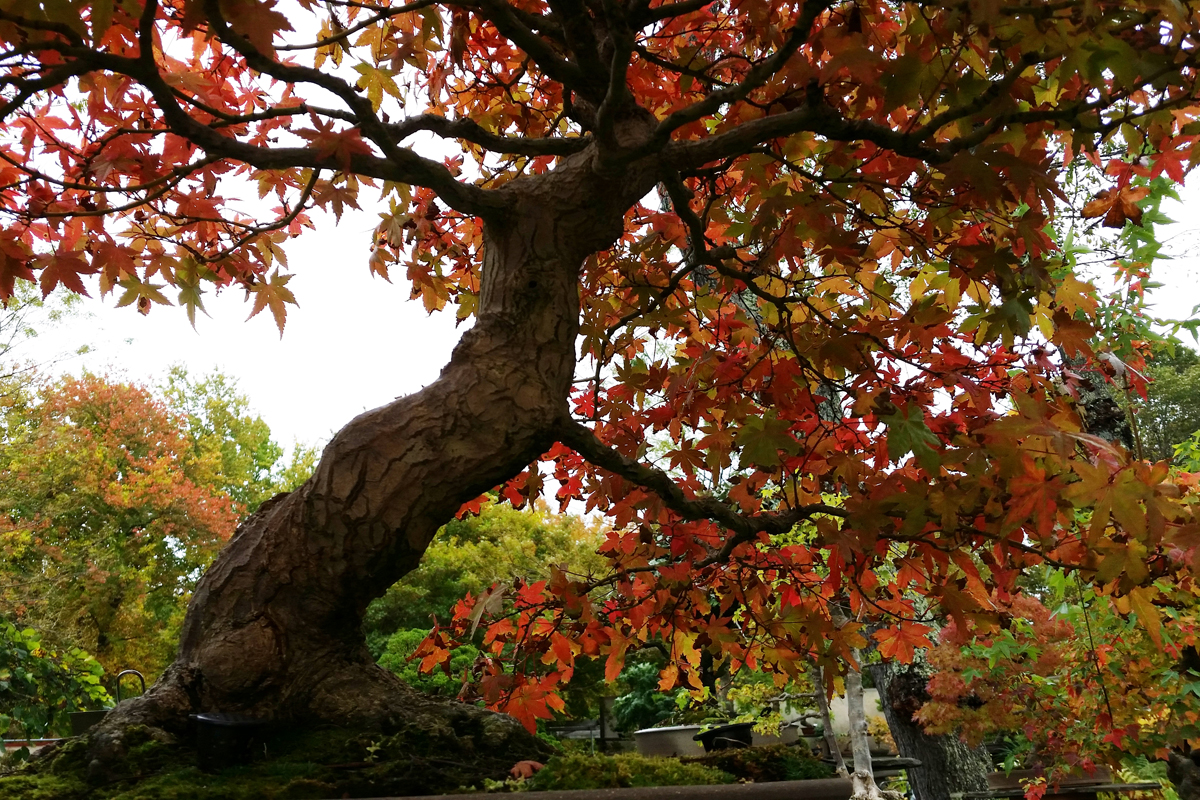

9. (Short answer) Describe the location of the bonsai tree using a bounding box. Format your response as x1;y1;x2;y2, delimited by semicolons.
0;0;1199;790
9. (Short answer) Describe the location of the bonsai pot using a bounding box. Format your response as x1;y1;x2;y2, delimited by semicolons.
694;722;755;752
190;713;268;770
633;724;706;757
752;721;801;747
869;736;896;757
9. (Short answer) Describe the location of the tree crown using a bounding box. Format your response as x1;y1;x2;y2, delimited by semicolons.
3;0;1200;733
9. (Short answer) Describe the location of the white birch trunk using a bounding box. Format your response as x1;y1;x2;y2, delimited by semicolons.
810;663;848;778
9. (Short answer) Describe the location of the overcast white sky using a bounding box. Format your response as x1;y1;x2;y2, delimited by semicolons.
21;200;462;451
16;177;1200;454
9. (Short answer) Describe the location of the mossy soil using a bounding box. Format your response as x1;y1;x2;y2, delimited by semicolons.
524;744;833;791
0;716;542;800
683;744;836;783
0;728;835;799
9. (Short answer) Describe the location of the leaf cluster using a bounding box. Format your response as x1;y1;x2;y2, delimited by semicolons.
0;619;110;750
919;570;1200;772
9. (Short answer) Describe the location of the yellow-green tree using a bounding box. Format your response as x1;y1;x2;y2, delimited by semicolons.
0;374;241;677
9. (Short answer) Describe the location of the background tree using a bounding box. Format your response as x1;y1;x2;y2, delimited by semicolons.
0;1;1199;790
365;500;606;707
869;658;992;800
0;373;242;676
0;369;313;679
363;500;605;648
916;572;1200;788
1138;346;1200;463
161;366;319;513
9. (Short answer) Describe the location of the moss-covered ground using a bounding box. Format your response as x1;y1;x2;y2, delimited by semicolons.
0;729;835;798
523;751;735;791
0;716;546;799
683;743;836;783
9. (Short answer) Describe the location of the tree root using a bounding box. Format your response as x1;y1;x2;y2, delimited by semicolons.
13;664;551;799
850;771;906;800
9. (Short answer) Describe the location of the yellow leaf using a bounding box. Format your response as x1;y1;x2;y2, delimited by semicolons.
1128;587;1163;648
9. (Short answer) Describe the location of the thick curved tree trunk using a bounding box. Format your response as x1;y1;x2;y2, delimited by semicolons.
89;150;658;750
868;660;990;800
1168;751;1200;800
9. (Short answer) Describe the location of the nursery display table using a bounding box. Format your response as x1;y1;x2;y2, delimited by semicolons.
867;756;922;780
818;755;922;780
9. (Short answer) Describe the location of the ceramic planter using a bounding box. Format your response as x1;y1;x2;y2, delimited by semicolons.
752;722;801;747
633;724;706;757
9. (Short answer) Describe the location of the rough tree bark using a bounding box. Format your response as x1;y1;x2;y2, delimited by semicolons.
83;145;660;765
1168;752;1200;800
868;660;991;800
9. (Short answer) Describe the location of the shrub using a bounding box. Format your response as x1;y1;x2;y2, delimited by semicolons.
376;628;479;696
612;661;682;732
684;744;835;783
526;752;734;791
0;620;110;751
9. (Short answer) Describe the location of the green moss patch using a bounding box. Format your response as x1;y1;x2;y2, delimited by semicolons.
683;744;835;783
524;751;735;791
0;715;551;799
2;729;836;798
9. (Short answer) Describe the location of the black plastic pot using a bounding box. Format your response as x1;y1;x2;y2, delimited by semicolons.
69;710;110;736
693;722;755;752
190;713;268;770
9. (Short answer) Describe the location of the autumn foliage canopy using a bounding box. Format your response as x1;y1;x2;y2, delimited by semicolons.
1;0;1200;738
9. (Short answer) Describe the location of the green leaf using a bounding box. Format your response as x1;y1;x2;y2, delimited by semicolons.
880;404;941;471
734;411;800;468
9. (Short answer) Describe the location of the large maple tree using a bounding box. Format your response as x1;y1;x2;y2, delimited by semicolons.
2;0;1200;776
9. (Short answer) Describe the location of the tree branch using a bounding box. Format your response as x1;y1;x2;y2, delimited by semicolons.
384;113;592;156
636;0;715;25
53;43;507;216
628;0;834;160
547;0;608;93
135;0;503;217
276;0;440;51
559;419;846;566
475;0;593;100
594;0;636;154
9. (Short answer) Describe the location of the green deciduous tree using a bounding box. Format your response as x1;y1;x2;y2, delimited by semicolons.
364;500;605;649
161;366;319;512
1139;346;1200;464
